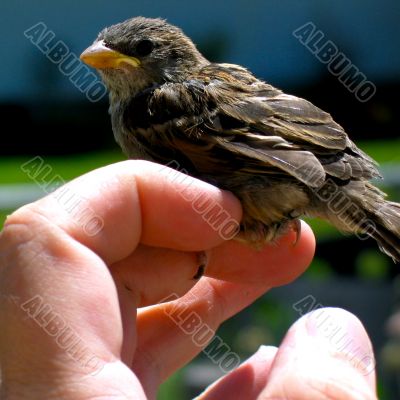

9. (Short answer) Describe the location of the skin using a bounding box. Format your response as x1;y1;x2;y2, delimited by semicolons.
0;161;377;399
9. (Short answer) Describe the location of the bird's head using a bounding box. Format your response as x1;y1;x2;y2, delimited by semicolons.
80;17;208;99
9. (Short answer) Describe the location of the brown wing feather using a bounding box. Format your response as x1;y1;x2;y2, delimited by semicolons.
210;136;326;188
136;63;380;187
198;65;381;182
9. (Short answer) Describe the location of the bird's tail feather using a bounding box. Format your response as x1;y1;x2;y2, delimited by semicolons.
367;201;400;263
332;182;400;263
311;180;400;262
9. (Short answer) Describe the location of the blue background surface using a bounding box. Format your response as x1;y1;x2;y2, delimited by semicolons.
1;0;399;102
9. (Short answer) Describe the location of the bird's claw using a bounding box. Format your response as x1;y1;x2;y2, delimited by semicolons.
291;219;302;246
193;251;208;280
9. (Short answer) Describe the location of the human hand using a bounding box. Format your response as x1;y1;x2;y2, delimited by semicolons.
198;307;377;399
0;161;374;399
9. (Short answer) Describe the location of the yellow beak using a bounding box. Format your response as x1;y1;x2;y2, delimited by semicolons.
80;40;141;69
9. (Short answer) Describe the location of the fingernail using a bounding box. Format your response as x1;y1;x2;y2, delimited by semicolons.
256;344;278;360
305;307;376;377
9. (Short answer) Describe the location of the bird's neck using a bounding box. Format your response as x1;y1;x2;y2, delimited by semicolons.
109;82;159;109
100;67;156;104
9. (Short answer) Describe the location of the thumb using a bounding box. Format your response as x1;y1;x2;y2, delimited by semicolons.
260;307;377;400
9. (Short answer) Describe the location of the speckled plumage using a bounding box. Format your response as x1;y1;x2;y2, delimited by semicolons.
81;17;400;262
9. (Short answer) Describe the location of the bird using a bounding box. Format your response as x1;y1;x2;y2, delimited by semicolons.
80;16;400;264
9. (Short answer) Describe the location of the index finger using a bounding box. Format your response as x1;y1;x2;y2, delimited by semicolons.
6;160;242;264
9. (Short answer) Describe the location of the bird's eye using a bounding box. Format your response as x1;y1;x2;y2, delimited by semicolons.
135;39;154;57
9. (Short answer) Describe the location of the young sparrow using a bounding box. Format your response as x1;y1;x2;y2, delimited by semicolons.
81;16;400;262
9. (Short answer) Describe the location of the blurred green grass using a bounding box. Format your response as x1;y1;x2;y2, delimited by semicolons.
0;150;124;227
1;139;400;234
0;150;124;184
1;139;399;184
